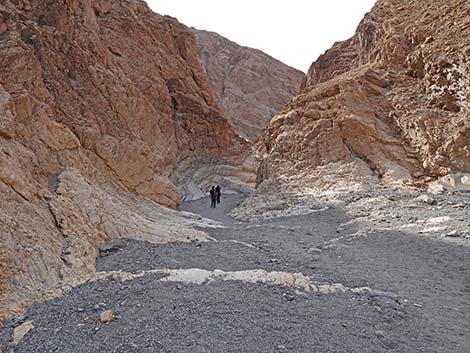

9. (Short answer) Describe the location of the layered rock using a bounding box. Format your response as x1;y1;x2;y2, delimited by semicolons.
194;29;304;141
0;0;252;322
257;0;469;190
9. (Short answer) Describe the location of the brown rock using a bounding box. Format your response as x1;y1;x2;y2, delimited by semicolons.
0;0;254;325
100;309;115;323
194;30;304;141
0;16;6;34
257;0;470;190
92;0;112;16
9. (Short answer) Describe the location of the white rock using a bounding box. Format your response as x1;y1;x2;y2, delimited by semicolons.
427;182;445;193
461;175;470;187
440;174;457;187
418;195;435;205
446;230;460;237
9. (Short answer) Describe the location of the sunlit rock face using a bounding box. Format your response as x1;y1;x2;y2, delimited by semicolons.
0;0;253;322
194;29;305;141
257;0;470;190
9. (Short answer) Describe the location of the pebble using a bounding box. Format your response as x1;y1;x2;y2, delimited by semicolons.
417;195;435;205
100;309;115;324
375;330;386;338
283;293;295;301
446;230;460;237
307;247;322;254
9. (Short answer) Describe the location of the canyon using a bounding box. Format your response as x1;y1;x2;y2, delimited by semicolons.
0;0;301;322
257;0;469;192
0;0;469;351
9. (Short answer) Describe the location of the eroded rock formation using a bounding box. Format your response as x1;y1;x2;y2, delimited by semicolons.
194;29;304;141
257;0;469;190
0;0;252;322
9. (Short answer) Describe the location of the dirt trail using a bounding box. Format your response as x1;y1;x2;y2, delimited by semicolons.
1;194;469;352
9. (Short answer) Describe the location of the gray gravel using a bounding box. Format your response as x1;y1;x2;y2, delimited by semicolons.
1;194;469;352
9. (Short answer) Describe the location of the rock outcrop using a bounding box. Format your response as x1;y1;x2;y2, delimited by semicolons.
194;29;304;141
0;0;252;322
257;0;469;190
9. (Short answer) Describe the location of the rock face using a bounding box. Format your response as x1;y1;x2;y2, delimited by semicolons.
257;0;469;190
0;0;252;322
194;29;304;141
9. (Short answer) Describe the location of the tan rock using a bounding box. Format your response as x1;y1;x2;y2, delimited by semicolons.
0;0;255;325
194;30;304;141
257;0;470;190
13;320;34;345
440;174;457;187
461;175;470;187
428;182;445;194
100;309;115;323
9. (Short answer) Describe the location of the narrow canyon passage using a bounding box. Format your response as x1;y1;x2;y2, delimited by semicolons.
1;195;469;352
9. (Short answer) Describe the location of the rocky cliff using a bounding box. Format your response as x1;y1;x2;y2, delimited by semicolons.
0;0;253;322
194;29;304;141
257;0;469;191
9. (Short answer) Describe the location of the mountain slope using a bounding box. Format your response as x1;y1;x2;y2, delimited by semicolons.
257;0;469;190
0;0;252;322
194;29;304;141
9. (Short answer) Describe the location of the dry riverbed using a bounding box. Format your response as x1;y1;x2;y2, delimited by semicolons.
0;190;469;352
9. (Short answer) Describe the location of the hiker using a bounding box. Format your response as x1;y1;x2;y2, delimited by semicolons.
210;186;217;208
215;185;221;204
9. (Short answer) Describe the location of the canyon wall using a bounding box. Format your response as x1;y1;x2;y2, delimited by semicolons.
257;0;469;191
0;0;252;322
194;29;304;141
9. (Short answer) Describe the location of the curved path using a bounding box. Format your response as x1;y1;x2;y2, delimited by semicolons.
1;195;469;352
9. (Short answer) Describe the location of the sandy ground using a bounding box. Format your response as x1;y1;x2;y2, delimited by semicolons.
0;193;469;352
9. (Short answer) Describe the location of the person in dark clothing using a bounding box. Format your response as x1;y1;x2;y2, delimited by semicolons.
215;185;221;204
209;186;217;208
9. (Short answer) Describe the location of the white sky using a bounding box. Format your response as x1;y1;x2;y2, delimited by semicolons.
147;0;377;72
